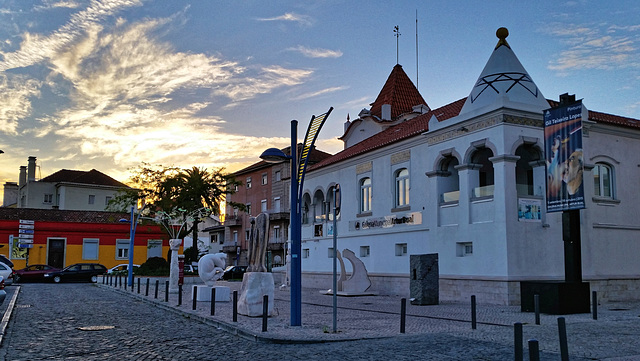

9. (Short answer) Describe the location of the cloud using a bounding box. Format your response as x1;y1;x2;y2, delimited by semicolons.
287;45;343;58
256;12;313;27
0;74;41;135
292;86;348;101
34;0;82;11
215;65;313;103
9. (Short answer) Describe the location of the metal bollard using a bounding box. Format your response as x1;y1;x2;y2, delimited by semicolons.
592;291;598;320
210;288;216;316
145;278;150;297
233;290;238;322
165;281;169;302
155;280;159;299
400;298;406;333
534;294;540;325
262;295;268;332
528;339;540;361
137;278;140;293
131;276;134;292
558;317;569;361
192;286;197;310
471;295;477;330
514;322;523;361
178;284;182;306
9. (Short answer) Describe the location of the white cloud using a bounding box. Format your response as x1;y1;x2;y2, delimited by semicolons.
287;45;343;58
256;12;313;27
0;74;41;135
292;86;347;101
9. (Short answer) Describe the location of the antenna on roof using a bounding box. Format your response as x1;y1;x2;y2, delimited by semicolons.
415;10;419;90
394;25;401;65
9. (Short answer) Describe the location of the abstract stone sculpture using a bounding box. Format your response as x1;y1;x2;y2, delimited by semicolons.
198;253;227;286
341;248;372;293
168;238;182;293
247;213;269;272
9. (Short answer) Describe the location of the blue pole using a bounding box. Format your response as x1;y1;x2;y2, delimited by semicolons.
290;120;301;326
128;206;136;287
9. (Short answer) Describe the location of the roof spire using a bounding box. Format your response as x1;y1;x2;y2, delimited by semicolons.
495;27;510;49
394;25;401;65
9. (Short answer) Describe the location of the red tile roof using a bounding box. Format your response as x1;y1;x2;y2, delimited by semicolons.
39;169;129;188
369;64;427;120
0;207;130;223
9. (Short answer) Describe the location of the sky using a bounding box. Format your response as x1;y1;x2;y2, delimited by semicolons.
1;0;639;204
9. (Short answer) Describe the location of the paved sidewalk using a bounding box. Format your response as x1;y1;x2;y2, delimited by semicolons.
98;276;640;360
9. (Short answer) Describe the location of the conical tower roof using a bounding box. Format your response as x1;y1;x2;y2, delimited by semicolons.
369;64;428;120
459;27;548;116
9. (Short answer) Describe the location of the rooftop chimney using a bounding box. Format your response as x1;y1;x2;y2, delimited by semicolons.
381;104;391;121
19;166;27;188
3;182;18;207
27;156;37;182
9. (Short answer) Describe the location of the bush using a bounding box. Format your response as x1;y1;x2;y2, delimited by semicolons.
137;256;170;276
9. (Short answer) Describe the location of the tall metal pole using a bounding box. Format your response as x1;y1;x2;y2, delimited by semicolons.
289;120;301;326
332;187;338;333
128;206;135;287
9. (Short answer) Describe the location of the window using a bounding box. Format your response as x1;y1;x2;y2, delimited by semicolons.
360;177;372;213
302;249;310;258
593;163;613;198
88;195;96;204
273;226;281;242
246;204;252;215
210;234;218;244
233;208;238;217
44;194;53;204
471;148;494;197
275;171;281;181
105;196;112;205
261;199;267;212
147;240;162;259
395;168;410;207
360;246;370;258
515;144;540;196
274;197;281;213
82;239;99;260
245;230;250;241
233;231;238;245
246;177;252;189
456;242;473;257
395;243;407;256
116;239;129;259
262;173;268;185
327;248;335;258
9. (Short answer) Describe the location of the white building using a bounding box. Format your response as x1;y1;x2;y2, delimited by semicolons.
299;28;640;305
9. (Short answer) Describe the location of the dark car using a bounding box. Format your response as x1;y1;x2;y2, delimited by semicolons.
44;263;107;283
14;264;61;283
222;265;246;280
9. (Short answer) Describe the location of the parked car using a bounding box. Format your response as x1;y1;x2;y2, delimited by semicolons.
0;255;14;268
14;264;61;283
222;265;246;280
0;262;13;286
183;264;198;274
107;264;139;275
0;276;5;306
44;263;107;283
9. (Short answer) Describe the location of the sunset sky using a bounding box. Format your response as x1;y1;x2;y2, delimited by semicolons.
1;0;639;203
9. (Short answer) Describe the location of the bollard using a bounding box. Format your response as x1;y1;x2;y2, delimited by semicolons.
514;322;523;361
528;339;540;361
192;286;198;310
155;280;159;299
165;281;169;302
400;298;406;333
534;294;540;325
131;276;134;292
592;291;598;320
211;288;216;316
178;284;182;306
137;278;141;294
145;278;150;297
262;295;268;332
102;275;105;284
558;317;569;361
233;290;238;322
471;295;477;330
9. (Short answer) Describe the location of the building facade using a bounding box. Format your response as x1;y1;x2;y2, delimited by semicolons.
298;29;640;305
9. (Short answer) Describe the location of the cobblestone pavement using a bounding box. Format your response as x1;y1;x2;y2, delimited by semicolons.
1;280;639;360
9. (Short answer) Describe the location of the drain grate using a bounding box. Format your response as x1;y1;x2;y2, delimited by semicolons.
15;305;32;308
77;326;116;331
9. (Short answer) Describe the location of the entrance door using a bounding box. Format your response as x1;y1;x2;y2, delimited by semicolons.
48;239;65;269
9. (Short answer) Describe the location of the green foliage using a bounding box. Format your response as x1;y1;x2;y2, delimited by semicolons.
137;256;170;276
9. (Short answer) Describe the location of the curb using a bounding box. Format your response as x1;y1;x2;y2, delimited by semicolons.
0;286;20;347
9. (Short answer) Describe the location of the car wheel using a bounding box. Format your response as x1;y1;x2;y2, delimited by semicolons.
90;275;98;283
53;276;62;283
13;274;21;283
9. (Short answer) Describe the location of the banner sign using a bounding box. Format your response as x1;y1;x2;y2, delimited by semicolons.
518;198;542;222
349;212;422;231
544;101;586;212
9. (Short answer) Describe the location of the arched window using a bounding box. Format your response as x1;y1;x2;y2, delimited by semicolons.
360;177;372;213
439;156;460;202
327;185;341;220
395;168;410;207
515;144;541;196
301;193;312;224
593;163;614;198
313;189;325;223
471;147;494;197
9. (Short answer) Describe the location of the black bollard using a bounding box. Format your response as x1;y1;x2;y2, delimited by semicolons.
233;290;238;322
514;322;523;361
210;288;216;316
192;286;197;310
558;317;569;361
528;339;540;361
400;298;406;333
471;295;477;330
165;281;169;302
145;278;150;297
534;294;540;325
131;276;134;292
262;295;268;332
155;280;159;299
592;291;598;320
137;278;140;293
178;284;182;306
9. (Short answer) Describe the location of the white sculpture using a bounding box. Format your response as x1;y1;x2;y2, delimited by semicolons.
198;253;227;286
247;213;269;272
168;238;182;293
340;248;372;293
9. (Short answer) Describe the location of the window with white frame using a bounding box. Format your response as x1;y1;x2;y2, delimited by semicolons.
360;246;370;257
233;231;238;245
246;177;252;189
360;177;372;213
593;163;614;198
395;243;407;256
275;170;281;181
273;226;281;242
82;239;99;260
395;168;410;207
44;194;53;204
246;203;252;215
261;199;267;212
88;194;96;205
274;197;281;213
456;242;473;257
147;240;162;259
262;173;268;185
116;239;129;259
302;248;310;258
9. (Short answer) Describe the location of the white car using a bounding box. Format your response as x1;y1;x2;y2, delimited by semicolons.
0;276;6;306
0;262;13;286
107;264;139;275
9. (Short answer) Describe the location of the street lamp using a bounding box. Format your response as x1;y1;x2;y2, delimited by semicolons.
120;205;146;287
260;108;332;326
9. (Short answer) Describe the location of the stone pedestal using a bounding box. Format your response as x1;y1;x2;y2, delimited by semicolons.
410;253;439;305
237;272;274;317
191;285;230;302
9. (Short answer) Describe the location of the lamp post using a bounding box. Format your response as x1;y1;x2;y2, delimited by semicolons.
121;205;147;287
